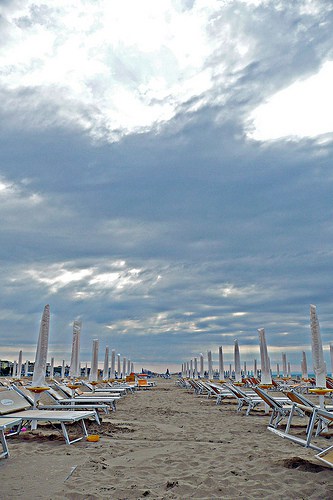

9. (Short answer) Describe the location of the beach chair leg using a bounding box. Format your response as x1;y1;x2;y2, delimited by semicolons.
60;419;89;445
0;430;9;459
285;404;296;434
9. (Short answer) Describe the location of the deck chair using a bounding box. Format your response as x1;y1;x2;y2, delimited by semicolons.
81;381;127;396
252;386;303;428
11;385;106;421
0;417;22;458
52;383;120;410
0;389;98;445
202;382;236;405
225;384;265;415
54;380;122;397
268;406;333;455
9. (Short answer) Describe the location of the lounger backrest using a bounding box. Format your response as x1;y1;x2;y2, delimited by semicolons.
46;387;64;401
253;387;283;409
285;390;315;408
11;385;34;405
0;389;30;414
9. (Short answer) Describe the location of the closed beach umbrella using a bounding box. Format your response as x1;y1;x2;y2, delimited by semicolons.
234;339;241;382
122;357;127;378
218;346;224;380
69;320;81;379
330;343;333;376
61;360;65;379
310;304;326;387
32;304;50;388
13;360;17;378
17;350;23;379
282;353;287;377
103;346;109;380
301;351;308;379
207;350;213;380
50;357;54;379
276;363;280;378
117;354;121;378
254;359;257;378
258;328;272;385
194;357;198;379
89;339;99;383
199;353;204;378
110;349;116;379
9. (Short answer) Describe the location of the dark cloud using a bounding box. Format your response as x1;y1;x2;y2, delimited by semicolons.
1;1;333;372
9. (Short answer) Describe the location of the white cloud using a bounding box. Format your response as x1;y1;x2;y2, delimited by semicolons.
247;60;333;141
0;1;221;141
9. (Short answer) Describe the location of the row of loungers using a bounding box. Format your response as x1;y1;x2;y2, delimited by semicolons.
178;377;333;468
0;378;136;458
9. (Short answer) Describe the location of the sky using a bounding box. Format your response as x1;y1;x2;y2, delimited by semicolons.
1;0;333;374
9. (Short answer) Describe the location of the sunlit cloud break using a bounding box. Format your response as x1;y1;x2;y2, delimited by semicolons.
247;61;333;142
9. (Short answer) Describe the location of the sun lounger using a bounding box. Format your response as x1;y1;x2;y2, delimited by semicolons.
52;383;120;410
0;389;98;445
11;385;107;421
81;381;127;395
0;417;22;458
252;386;303;428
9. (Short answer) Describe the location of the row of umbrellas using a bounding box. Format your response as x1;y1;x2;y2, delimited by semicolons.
29;305;134;389
182;305;333;387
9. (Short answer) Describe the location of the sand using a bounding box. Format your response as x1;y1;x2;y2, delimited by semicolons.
0;379;332;499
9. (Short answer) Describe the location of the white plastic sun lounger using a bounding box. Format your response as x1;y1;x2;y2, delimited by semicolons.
0;417;22;458
0;390;98;445
11;385;106;421
48;386;119;411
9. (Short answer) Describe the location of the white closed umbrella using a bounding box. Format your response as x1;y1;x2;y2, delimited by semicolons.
131;362;134;373
61;360;65;379
310;304;326;388
234;340;242;382
276;363;280;378
17;350;23;379
89;339;99;383
122;357;127;378
13;361;17;378
207;350;213;380
117;354;121;378
199;353;204;378
32;305;50;388
103;346;109;380
301;351;308;380
110;349;116;379
194;357;198;379
49;357;54;379
254;359;257;378
258;328;272;385
218;346;224;381
282;353;287;378
69;320;81;380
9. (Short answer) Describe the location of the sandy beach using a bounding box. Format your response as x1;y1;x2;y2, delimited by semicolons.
1;379;332;499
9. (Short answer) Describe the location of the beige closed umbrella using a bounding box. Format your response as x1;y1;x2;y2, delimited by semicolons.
258;328;272;386
310;305;326;388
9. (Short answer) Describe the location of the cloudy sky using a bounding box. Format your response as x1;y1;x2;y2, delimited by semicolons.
1;0;333;373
